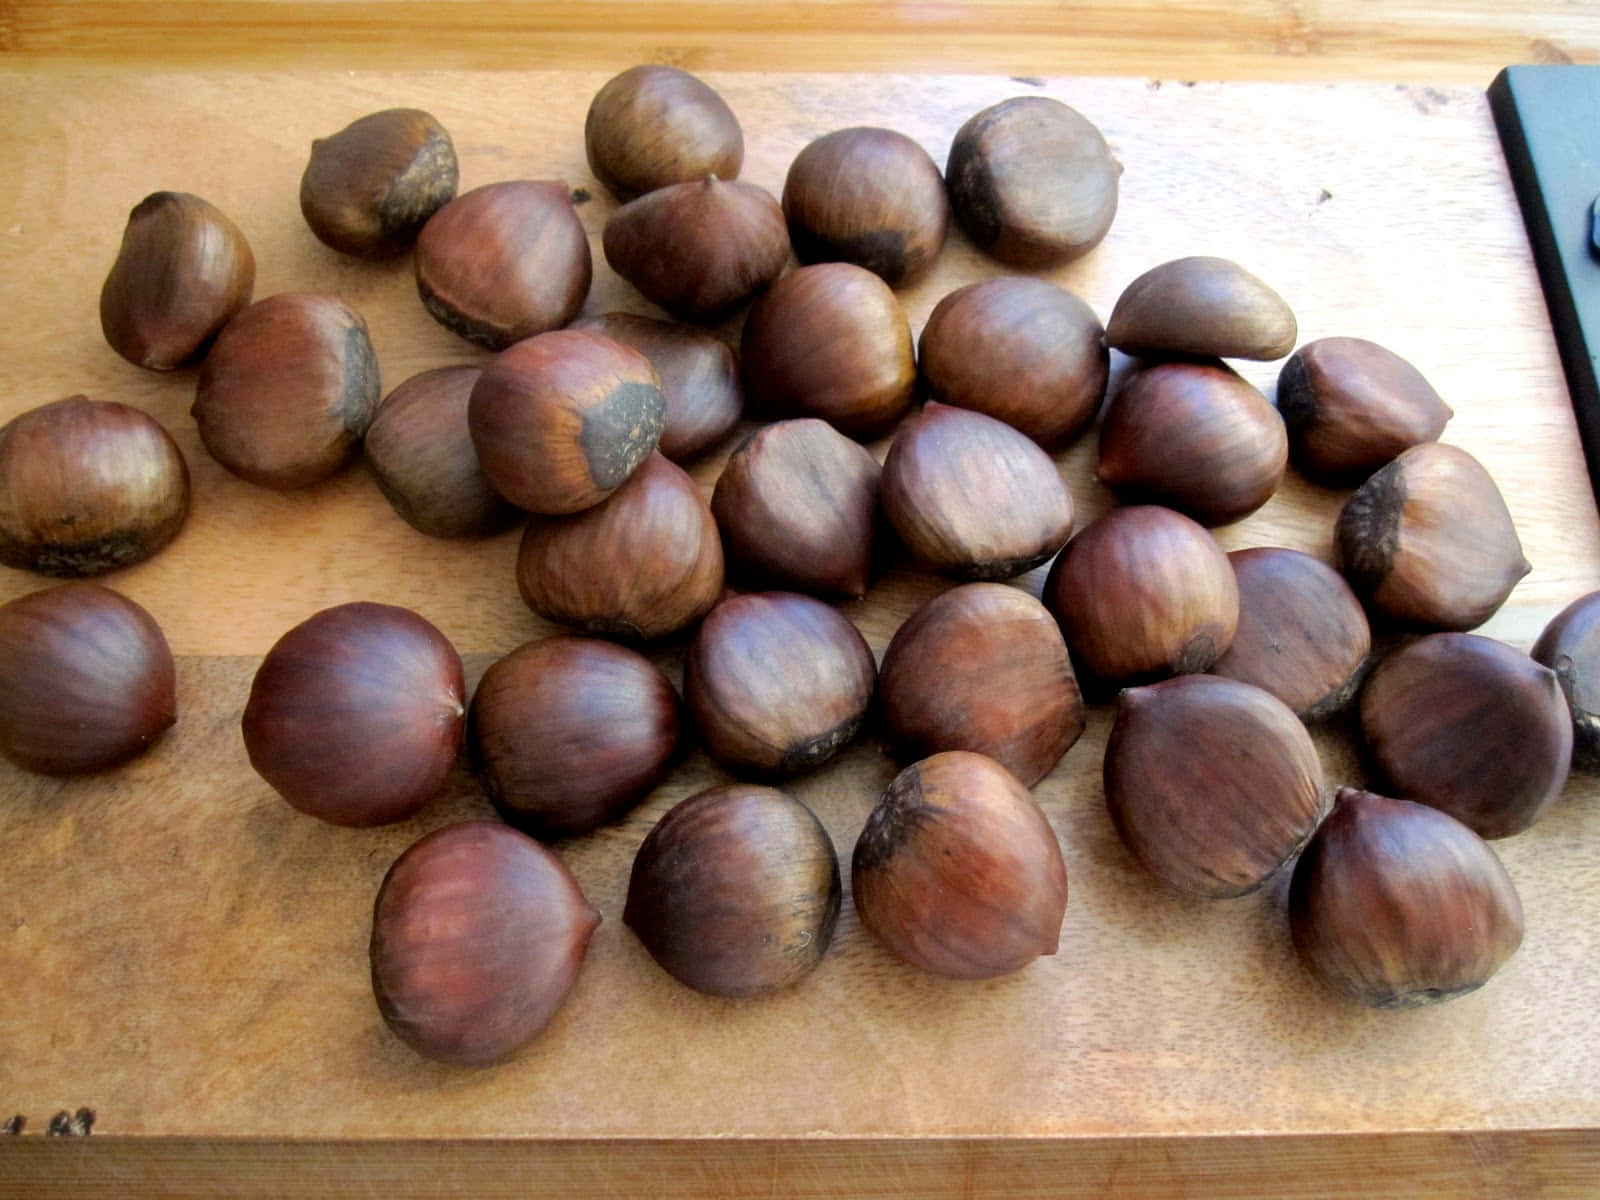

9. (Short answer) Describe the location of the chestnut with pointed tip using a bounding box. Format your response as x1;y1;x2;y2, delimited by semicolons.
242;602;466;827
1532;590;1600;770
300;108;458;259
584;65;744;201
99;191;255;370
881;402;1074;580
516;453;723;639
711;418;881;599
878;583;1084;786
0;395;190;576
371;820;600;1066
1336;442;1529;631
625;784;840;997
684;591;876;775
415;181;592;350
1104;675;1328;898
1106;256;1297;360
853;751;1068;979
0;583;175;775
1359;632;1571;838
1289;788;1524;1008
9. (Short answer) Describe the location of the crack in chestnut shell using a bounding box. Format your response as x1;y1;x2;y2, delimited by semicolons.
584;65;744;201
852;751;1068;979
0;582;176;775
624;784;840;997
1289;788;1523;1008
1532;590;1600;771
370;821;600;1066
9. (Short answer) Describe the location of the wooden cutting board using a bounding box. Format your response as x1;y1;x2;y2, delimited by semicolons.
2;70;1599;1161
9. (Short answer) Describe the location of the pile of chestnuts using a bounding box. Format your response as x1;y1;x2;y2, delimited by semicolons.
1;65;1592;1077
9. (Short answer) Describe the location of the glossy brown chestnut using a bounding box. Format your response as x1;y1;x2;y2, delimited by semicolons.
782;126;948;286
364;366;518;539
1289;788;1524;1008
371;820;600;1066
242;602;465;827
584;64;744;201
99;191;255;370
945;96;1120;268
625;784;840;997
414;181;592;350
853;751;1067;979
300;108;458;259
1104;675;1328;898
881;402;1073;580
516;453;723;639
0;583;175;775
1278;337;1452;485
469;329;666;515
1097;361;1287;527
1336;442;1529;631
740;262;915;439
191;292;380;489
1044;506;1238;689
0;395;189;576
878;583;1083;786
470;636;680;838
684;591;876;775
1105;256;1297;360
917;277;1107;447
1211;547;1371;720
1359;632;1571;838
1532;590;1600;770
710;418;881;598
571;312;742;461
602;178;790;323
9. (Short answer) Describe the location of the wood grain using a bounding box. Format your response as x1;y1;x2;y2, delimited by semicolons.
2;68;1599;1190
0;1;1597;82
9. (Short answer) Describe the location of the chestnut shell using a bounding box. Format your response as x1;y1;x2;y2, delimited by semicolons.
584;65;744;201
1532;590;1600;771
1105;256;1297;361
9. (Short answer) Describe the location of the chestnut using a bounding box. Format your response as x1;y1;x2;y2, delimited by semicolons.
242;602;466;827
917;277;1107;448
852;751;1067;979
1096;361;1287;527
945;96;1120;268
1532;590;1600;770
710;418;881;599
782;126;948;286
371;820;600;1066
684;591;876;775
99;191;255;370
468;329;666;515
516;453;723;640
740;262;915;439
191;292;380;489
1278;337;1453;485
0;395;189;576
1210;547;1371;720
881;402;1074;580
584;64;744;201
603;178;790;324
878;582;1083;786
1289;788;1524;1008
1104;674;1329;898
1336;442;1529;631
414;181;592;350
1043;505;1238;690
1105;256;1297;361
470;636;680;838
625;784;840;997
571;312;742;462
300;108;458;259
0;583;175;775
364;366;518;539
1359;632;1571;839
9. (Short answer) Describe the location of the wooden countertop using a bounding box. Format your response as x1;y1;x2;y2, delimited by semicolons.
2;5;1600;1196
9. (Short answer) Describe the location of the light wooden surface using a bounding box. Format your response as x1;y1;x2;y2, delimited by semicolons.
3;68;1600;1194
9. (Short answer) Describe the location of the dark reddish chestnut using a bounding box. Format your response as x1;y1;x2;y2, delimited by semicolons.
1105;256;1297;360
1532;590;1600;770
584;65;744;201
